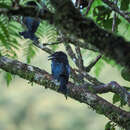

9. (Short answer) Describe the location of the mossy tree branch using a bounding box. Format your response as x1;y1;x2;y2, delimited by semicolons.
0;56;130;129
31;38;130;108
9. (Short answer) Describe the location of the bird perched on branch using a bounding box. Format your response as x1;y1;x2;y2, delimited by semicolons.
19;1;40;41
48;51;70;99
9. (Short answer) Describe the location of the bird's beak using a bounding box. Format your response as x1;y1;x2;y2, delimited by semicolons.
48;55;54;60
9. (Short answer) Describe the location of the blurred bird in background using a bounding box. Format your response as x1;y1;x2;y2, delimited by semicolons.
48;51;70;99
19;1;40;41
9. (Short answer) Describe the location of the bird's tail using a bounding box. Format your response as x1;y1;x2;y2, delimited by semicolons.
58;76;68;99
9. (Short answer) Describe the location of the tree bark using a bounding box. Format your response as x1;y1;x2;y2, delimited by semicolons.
0;56;130;129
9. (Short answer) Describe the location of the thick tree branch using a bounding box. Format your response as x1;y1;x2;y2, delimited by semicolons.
59;36;98;52
0;2;130;129
92;81;130;106
49;0;130;70
1;3;130;69
32;40;130;100
0;56;130;129
75;68;103;85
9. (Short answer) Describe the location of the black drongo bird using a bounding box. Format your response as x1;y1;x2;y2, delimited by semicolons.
19;1;40;41
48;51;70;99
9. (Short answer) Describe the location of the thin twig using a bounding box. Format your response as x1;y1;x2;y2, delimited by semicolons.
42;40;63;46
86;55;102;72
112;0;118;32
112;12;117;32
102;0;130;23
74;68;103;86
32;40;54;54
85;0;95;15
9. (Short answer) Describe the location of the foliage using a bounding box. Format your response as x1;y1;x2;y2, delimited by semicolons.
120;0;130;11
0;0;58;85
94;59;104;77
0;0;129;129
121;68;130;82
0;0;129;84
105;121;115;130
24;42;37;64
85;0;130;80
112;94;127;107
4;72;13;86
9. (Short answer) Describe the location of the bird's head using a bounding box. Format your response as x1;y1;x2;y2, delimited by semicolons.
48;51;69;64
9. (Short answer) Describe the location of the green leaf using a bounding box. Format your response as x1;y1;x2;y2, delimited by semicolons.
94;60;104;77
102;18;112;30
93;5;112;23
0;3;10;8
113;94;127;107
102;17;121;31
120;0;130;11
113;94;120;104
24;43;37;64
0;15;20;58
105;121;111;130
120;98;127;107
105;121;115;130
121;68;130;81
4;72;13;86
102;57;121;70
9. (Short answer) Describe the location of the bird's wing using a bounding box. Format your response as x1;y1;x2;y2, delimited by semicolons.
31;19;40;33
60;63;70;79
24;17;34;31
51;61;64;79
